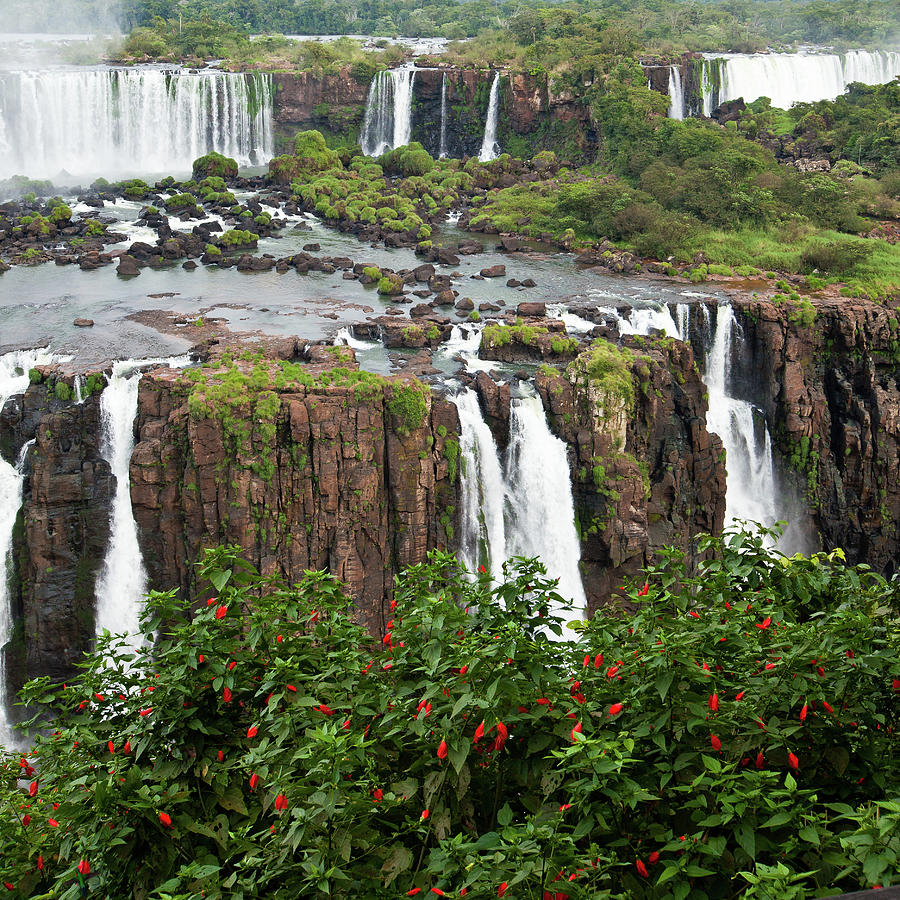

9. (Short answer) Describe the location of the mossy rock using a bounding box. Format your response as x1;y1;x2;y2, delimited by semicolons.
192;152;239;180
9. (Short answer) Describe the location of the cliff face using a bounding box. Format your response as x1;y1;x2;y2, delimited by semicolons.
536;334;726;610
725;297;900;573
128;360;459;636
2;379;112;706
272;68;594;161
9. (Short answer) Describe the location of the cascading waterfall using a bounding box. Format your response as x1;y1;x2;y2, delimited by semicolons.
702;305;779;530
667;66;685;120
454;387;586;636
504;392;586;635
360;66;416;157
667;49;900;117
478;72;501;162
0;68;274;180
439;72;448;158
94;357;190;648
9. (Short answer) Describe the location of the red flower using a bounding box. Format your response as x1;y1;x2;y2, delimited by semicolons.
407;890;422;896
735;690;746;701
247;725;259;738
215;606;227;620
48;818;59;827
28;781;37;797
223;687;232;702
570;721;583;742
893;679;900;692
710;734;722;751
421;809;429;820
432;890;446;896
709;693;719;712
459;665;469;675
756;751;765;769
249;773;259;790
77;860;90;876
606;665;619;678
536;697;551;706
637;583;649;597
788;752;799;770
799;703;808;722
139;707;153;717
22;814;30;827
608;703;623;716
437;739;448;760
372;789;383;802
474;721;485;742
498;884;508;897
217;750;224;761
688;610;700;619
822;700;834;714
206;597;216;606
94;693;105;702
124;740;131;754
648;851;660;864
636;859;649;877
37;856;43;871
159;812;172;827
317;704;334;716
755;617;771;630
478;565;487;574
274;793;288;811
594;653;604;669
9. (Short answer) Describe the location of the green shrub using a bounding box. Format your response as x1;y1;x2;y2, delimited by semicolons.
801;239;874;274
192;152;239;179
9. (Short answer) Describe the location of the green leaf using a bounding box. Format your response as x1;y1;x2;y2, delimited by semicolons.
655;671;674;701
735;823;756;860
762;811;792;828
497;803;512;827
380;844;413;885
209;568;232;592
217;784;248;815
798;826;820;846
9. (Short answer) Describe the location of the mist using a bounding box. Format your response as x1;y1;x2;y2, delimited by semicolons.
0;0;123;35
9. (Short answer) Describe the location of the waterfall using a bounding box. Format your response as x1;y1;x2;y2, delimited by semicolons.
94;357;189;647
692;49;900;113
0;68;274;180
439;72;448;159
703;306;779;530
667;66;685;120
456;389;507;576
360;66;416;157
504;392;586;636
478;72;501;162
454;387;586;637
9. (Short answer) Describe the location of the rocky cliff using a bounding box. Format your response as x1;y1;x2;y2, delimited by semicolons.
535;332;727;611
1;373;112;709
723;297;900;573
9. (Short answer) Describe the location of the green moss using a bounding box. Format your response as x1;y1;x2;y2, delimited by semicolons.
443;438;459;482
388;383;430;435
573;341;636;407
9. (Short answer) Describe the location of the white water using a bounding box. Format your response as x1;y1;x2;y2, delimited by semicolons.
94;356;190;647
0;68;274;181
478;72;501;162
334;326;378;352
360;66;416;157
454;387;586;637
439;72;448;159
676;49;900;115
596;303;681;339
0;348;57;745
702;306;779;531
667;66;685;120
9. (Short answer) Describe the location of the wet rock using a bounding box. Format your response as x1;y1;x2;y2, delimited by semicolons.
517;302;546;317
480;265;506;278
521;278;537;288
73;318;94;327
506;278;521;288
116;255;141;277
437;249;460;266
455;297;474;311
410;303;433;318
474;371;511;451
413;263;435;282
433;290;456;307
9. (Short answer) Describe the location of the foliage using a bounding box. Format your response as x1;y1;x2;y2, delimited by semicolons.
1;531;899;898
192;152;239;180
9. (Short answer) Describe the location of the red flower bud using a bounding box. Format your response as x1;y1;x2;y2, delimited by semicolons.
139;708;153;717
372;789;383;802
688;611;700;619
608;703;623;716
247;726;258;738
570;721;583;742
223;686;232;702
710;734;722;751
421;809;429;820
755;617;771;630
217;750;224;761
799;704;807;722
822;700;834;714
708;693;719;712
494;721;508;752
498;883;508;897
249;773;259;790
28;781;37;797
274;793;288;811
474;721;485;742
22;814;30;827
648;851;660;864
636;859;649;877
437;739;448;760
735;690;746;700
407;890;421;896
159;812;172;827
215;606;227;619
206;597;216;606
788;752;799;770
77;860;90;876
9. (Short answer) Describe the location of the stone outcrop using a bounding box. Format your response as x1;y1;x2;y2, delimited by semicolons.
537;334;726;611
128;355;459;636
723;297;900;573
2;375;112;705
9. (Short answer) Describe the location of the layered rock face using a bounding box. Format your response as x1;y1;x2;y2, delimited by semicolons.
272;68;593;161
129;354;459;635
725;297;900;573
1;378;112;697
536;334;727;610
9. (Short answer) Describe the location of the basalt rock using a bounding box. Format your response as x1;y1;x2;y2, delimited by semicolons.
128;361;460;635
722;297;900;574
536;335;726;612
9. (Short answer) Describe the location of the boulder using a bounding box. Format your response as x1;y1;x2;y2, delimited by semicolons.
480;265;506;278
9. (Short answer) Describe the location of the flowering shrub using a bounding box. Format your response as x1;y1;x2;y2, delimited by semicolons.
1;529;898;898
